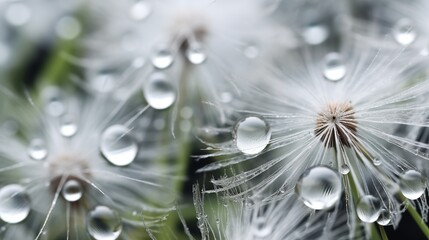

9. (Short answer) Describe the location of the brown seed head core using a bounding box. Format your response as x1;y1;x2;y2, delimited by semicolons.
315;102;357;148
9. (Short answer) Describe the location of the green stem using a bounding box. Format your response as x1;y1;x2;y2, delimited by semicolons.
403;197;429;239
379;225;388;240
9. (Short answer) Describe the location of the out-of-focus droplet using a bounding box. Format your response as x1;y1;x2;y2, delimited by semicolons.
29;138;48;160
393;18;416;46
151;46;174;69
62;179;83;202
399;169;426;200
143;72;176;110
253;217;272;237
0;184;31;224
244;44;259;59
234;116;271;155
303;24;329;45
5;3;31;26
186;44;206;64
56;16;81;40
60;116;78;137
130;1;152;21
295;166;342;210
87;206;122;240
323;52;346;81
100;125;138;167
357;195;381;223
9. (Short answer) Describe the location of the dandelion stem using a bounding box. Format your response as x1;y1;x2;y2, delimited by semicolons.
379;225;388;240
402;196;429;239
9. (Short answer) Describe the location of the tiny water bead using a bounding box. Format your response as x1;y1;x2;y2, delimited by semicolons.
186;44;207;64
295;166;342;210
393;18;416;46
302;24;329;45
339;164;350;175
0;184;31;224
377;209;391;226
28;138;48;160
399;169;426;200
356;195;381;223
323;52;346;81
61;179;83;202
60;117;78;137
151;46;174;69
100;125;138;167
234;116;271;155
87;206;122;240
130;1;152;21
143;72;176;110
253;217;272;238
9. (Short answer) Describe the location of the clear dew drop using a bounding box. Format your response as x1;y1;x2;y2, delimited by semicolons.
130;1;152;21
373;157;381;166
186;44;206;65
302;24;329;45
87;206;122;240
28;138;48;160
60;116;77;137
377;209;391;226
252;217;272;238
323;52;346;81
340;164;350;175
151;46;174;69
295;166;342;210
0;184;31;224
100;125;138;167
62;179;83;202
234;116;271;155
393;18;416;46
399;170;426;200
143;72;176;110
356;195;381;223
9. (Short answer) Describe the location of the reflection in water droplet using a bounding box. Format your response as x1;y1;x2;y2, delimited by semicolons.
399;169;426;200
186;44;206;64
60;116;78;137
234;116;271;155
393;18;416;46
357;195;381;223
323;52;346;81
87;206;122;240
377;209;391;226
303;24;329;45
143;72;176;110
29;138;48;160
0;184;31;224
100;125;138;166
295;166;342;210
62;179;83;202
151;46;174;69
130;1;151;21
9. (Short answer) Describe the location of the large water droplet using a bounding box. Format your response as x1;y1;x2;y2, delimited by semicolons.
357;195;381;223
130;1;151;21
252;217;272;237
151;46;174;69
87;206;122;240
393;18;416;46
295;166;342;210
323;52;346;81
303;24;329;45
186;44;206;64
234;116;271;155
62;179;83;202
28;138;48;160
0;184;31;223
399;170;426;200
100;125;138;167
377;209;391;226
143;72;176;110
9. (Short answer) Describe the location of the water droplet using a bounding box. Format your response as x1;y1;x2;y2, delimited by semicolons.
340;164;350;175
323;52;346;81
399;170;426;200
393;18;416;46
244;44;259;59
60;116;77;137
29;138;48;160
253;217;272;238
100;125;138;167
234;116;271;155
130;1;151;21
143;72;176;110
62;179;83;202
186;44;206;64
377;209;391;226
303;24;329;45
87;206;122;240
151;46;174;69
357;195;381;223
5;3;31;26
373;157;381;166
295;166;342;210
56;16;81;40
0;184;31;224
